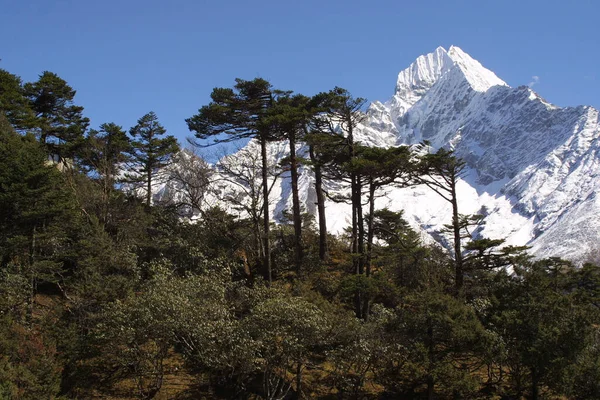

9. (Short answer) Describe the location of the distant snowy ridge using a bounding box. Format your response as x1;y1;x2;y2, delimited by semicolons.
155;46;600;263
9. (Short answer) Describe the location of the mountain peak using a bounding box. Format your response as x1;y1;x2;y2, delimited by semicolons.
446;45;507;91
394;46;507;106
394;46;453;100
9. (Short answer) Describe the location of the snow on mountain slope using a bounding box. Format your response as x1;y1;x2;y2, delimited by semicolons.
353;46;600;262
156;46;600;262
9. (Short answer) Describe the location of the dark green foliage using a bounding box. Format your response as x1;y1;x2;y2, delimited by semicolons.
81;123;132;222
488;259;597;399
370;209;433;290
416;147;468;292
384;289;493;399
268;93;313;274
127;111;179;206
187;78;277;285
0;69;35;131
24;71;90;161
82;123;131;184
186;78;276;144
354;145;415;278
0;117;76;294
313;87;370;317
562;327;600;398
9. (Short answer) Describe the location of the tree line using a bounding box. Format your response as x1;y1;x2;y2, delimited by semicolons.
1;68;599;399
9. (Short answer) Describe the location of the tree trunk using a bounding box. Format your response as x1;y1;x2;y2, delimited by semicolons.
309;145;328;261
531;367;539;400
356;178;366;319
348;122;359;275
351;173;362;318
351;172;359;274
289;134;303;275
347;123;364;275
260;137;272;285
356;180;365;276
361;181;376;319
253;217;262;262
348;122;365;319
146;167;152;206
450;175;463;293
365;180;376;276
427;324;435;400
102;167;111;224
295;362;302;400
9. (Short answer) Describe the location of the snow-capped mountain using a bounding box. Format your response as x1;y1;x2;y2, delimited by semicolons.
159;46;600;263
363;45;600;262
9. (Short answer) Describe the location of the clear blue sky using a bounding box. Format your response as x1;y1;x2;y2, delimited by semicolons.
1;0;598;149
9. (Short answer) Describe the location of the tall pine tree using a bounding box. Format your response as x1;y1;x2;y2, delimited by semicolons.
82;122;132;221
268;93;312;274
417;147;468;293
24;71;89;162
186;78;277;284
127;112;179;206
0;69;35;131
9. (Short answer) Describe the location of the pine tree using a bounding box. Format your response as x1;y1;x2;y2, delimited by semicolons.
0;69;35;131
338;145;414;317
81;122;131;220
303;93;336;261
268;93;312;274
416;147;467;293
417;146;529;295
24;71;89;162
186;78;277;285
489;259;592;399
321;88;367;275
390;289;492;399
369;208;428;288
127;112;179;206
308;138;329;261
314;87;368;317
350;145;414;273
0;113;76;312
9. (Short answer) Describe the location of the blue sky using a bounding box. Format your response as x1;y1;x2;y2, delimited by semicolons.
1;0;598;150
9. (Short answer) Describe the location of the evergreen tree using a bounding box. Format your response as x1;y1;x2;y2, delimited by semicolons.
127;112;179;206
303;93;337;261
307;142;329;261
82;122;131;221
418;147;528;295
24;71;89;162
321;88;367;280
417;147;468;293
0;114;76;312
313;87;368;317
489;259;593;399
341;145;415;317
388;289;492;399
0;68;35;131
370;208;428;289
268;93;312;274
351;145;414;272
186;78;277;284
